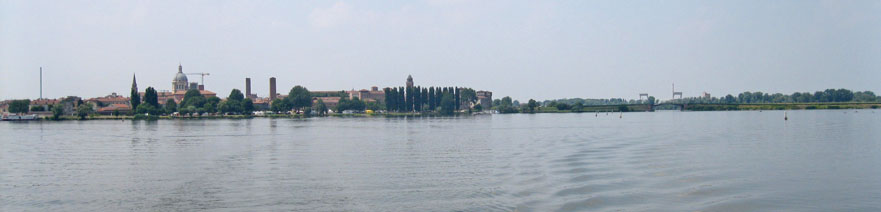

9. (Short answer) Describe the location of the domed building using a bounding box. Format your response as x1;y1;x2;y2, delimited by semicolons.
169;64;216;102
172;64;189;92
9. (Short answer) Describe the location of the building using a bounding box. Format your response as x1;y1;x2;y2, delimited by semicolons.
96;104;132;115
172;90;216;103
477;90;492;109
252;97;271;110
169;64;216;102
313;97;342;110
406;75;414;88
29;98;61;111
86;93;129;108
269;77;277;101
172;64;189;92
312;90;347;97
703;92;711;99
245;78;257;99
346;86;385;103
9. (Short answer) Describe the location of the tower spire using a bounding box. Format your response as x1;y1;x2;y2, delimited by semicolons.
132;73;138;92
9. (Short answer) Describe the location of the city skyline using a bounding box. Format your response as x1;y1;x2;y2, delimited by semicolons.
2;0;880;101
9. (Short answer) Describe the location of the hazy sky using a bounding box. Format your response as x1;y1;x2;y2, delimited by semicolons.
2;0;880;101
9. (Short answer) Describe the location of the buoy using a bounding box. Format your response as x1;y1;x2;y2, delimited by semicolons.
619;113;622;119
784;111;788;121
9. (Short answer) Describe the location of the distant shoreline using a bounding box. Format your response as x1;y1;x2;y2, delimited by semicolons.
6;103;879;121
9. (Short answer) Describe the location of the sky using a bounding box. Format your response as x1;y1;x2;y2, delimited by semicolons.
1;0;880;101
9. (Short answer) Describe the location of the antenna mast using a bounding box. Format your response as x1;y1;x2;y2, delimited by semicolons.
40;67;43;99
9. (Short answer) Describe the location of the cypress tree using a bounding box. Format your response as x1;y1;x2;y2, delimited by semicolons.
399;87;406;112
414;86;421;112
454;87;460;110
384;88;392;112
130;88;140;111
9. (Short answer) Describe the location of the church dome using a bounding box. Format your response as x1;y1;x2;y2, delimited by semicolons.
173;64;188;82
174;72;188;82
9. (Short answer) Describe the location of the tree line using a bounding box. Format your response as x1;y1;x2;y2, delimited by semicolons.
130;87;254;116
669;89;880;104
383;86;478;115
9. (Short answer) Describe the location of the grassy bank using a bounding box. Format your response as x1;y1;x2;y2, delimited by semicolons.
685;103;881;111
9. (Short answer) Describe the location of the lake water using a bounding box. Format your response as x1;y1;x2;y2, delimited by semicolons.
2;110;880;211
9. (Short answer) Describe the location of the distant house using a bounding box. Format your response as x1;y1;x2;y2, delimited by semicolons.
96;104;132;115
313;97;341;110
477;90;493;109
346;86;385;103
172;90;217;103
30;98;61;111
86;93;129;108
252;97;271;111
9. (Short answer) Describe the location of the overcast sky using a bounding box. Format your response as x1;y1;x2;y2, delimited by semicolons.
2;0;879;101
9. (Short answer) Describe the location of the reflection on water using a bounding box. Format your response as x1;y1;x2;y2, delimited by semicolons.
2;110;881;211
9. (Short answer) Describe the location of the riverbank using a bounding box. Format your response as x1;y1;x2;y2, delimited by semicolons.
23;111;484;121
513;102;881;114
683;102;881;111
13;103;879;121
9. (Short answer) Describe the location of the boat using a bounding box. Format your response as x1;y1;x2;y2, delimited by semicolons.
1;114;38;121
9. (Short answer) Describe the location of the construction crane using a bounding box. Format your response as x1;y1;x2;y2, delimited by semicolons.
185;72;210;85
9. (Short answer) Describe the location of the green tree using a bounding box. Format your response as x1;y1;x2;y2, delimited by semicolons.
228;89;245;101
526;99;538;113
220;89;245;114
384;88;393;112
460;88;477;108
270;98;290;113
181;89;206;109
242;99;254;115
501;96;513;107
217;100;230;114
130;88;140;111
287;86;312;113
439;93;456;115
76;103;93;119
572;102;584;112
555;102;571;110
180;105;196;116
315;99;328;116
336;97;366;113
8;99;30;114
30;105;45;112
495;96;518;114
144;87;159;108
52;104;64;120
165;99;177;114
135;103;159;115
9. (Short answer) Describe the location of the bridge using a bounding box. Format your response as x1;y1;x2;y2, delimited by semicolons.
573;102;691;112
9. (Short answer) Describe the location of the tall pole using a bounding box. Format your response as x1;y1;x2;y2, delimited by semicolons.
40;67;43;99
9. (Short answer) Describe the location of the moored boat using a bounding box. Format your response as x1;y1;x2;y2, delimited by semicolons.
1;114;38;121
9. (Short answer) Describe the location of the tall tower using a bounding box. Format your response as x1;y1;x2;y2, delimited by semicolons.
132;73;138;92
245;78;252;98
406;75;414;88
269;77;277;100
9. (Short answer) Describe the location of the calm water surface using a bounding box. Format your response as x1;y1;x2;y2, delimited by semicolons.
2;110;880;211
